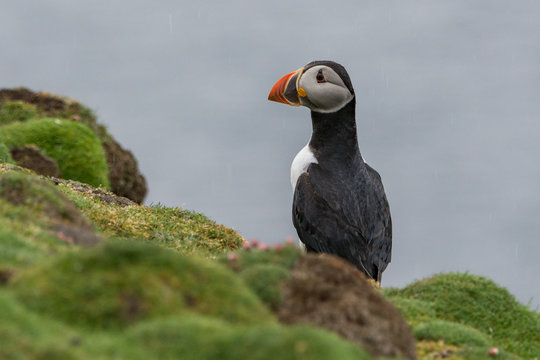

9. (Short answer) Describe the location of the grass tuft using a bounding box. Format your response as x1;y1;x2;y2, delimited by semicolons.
0;141;14;163
0;100;38;124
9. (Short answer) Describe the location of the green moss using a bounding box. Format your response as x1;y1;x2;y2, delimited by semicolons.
57;187;243;256
10;240;274;330
0;228;42;268
394;273;540;358
0;289;82;360
0;142;14;163
0;118;109;188
0;201;74;269
240;264;290;310
0;163;242;261
1;287;373;360
218;244;300;309
0;100;38;124
221;243;301;270
384;296;437;326
0;171;84;268
1;171;74;218
125;315;372;360
414;320;491;347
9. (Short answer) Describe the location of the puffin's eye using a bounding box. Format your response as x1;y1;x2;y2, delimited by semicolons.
316;70;326;83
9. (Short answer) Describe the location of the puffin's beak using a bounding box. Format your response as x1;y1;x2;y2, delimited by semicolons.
268;68;303;106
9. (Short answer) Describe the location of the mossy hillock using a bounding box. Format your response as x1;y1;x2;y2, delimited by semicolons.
123;315;371;360
0;289;82;360
0;118;109;188
0;168;97;271
384;273;540;359
10;240;274;330
0;88;147;203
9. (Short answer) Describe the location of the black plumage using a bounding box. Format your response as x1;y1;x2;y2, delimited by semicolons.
290;62;392;282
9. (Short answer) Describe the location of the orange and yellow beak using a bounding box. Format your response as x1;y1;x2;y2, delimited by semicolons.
268;68;304;106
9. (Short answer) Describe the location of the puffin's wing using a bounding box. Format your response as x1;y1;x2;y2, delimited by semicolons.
364;163;392;280
292;171;372;275
293;164;392;281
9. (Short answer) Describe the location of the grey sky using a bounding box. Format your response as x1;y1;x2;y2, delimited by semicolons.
2;1;539;309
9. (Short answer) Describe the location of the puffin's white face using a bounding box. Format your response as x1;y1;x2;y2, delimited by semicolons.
297;65;354;113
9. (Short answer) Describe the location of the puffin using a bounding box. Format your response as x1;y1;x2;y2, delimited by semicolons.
268;60;392;282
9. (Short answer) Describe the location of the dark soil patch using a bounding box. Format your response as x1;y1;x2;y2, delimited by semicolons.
0;269;13;285
102;139;147;204
0;88;67;113
278;254;417;360
10;145;61;178
120;292;146;322
53;223;101;246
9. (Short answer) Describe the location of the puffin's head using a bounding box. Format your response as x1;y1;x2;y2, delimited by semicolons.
268;60;355;113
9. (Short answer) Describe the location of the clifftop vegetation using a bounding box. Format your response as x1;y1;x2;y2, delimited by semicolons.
1;90;538;360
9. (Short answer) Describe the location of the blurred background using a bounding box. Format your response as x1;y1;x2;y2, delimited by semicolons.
2;1;539;309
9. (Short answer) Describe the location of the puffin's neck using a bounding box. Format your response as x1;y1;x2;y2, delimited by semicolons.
309;99;361;164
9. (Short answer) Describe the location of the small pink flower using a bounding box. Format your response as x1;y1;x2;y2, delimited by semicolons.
285;236;294;244
274;243;284;252
488;348;499;356
258;243;269;251
227;253;239;261
249;238;259;247
242;242;251;250
72;115;80;121
57;232;73;244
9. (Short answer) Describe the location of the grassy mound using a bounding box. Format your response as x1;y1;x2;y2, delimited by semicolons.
0;170;87;270
384;273;540;359
0;171;86;224
0;88;147;203
0;89;104;138
219;242;301;309
239;264;290;310
124;315;371;360
0;118;109;188
0;289;81;360
0;287;371;360
0;163;243;258
10;240;273;330
414;320;491;347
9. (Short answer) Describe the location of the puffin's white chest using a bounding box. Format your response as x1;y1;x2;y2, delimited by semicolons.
290;144;318;189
